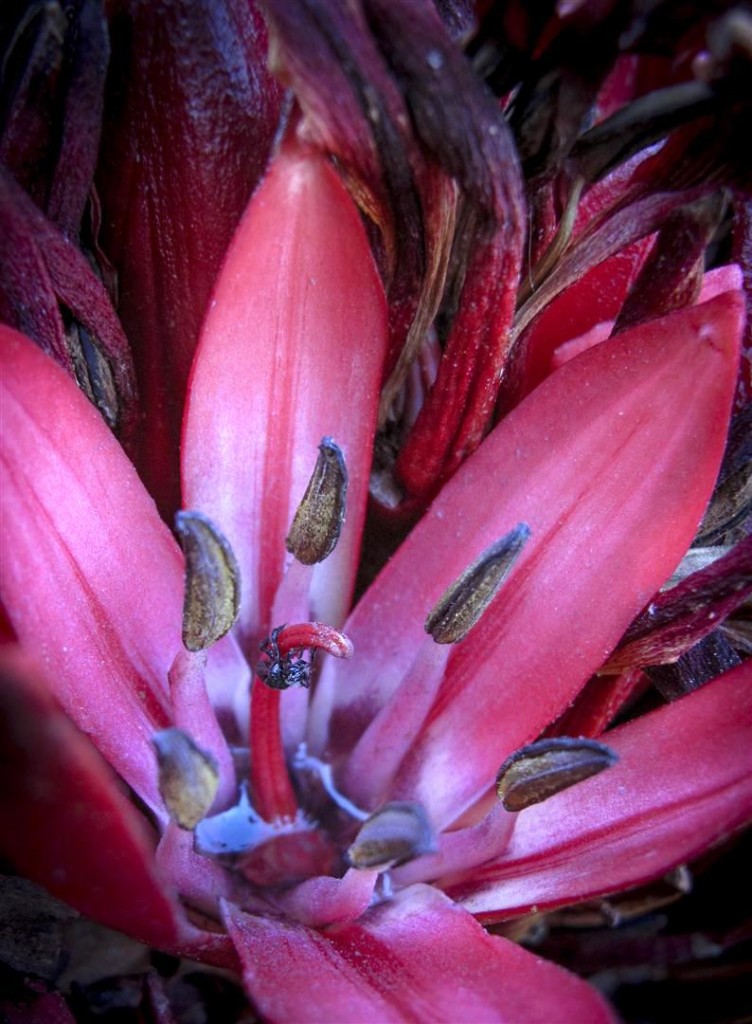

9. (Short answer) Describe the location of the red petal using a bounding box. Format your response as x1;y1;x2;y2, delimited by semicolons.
97;0;282;517
182;138;388;651
0;647;180;948
447;659;752;920
223;884;615;1023
314;292;742;827
505;151;658;406
0;169;137;437
516;237;651;399
1;992;75;1024
732;198;752;405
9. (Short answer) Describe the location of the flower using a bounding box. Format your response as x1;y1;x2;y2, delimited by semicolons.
1;1;752;1021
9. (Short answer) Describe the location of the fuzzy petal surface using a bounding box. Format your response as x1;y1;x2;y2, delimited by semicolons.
182;139;388;651
447;660;752;919
0;647;179;948
223;884;616;1023
313;292;743;828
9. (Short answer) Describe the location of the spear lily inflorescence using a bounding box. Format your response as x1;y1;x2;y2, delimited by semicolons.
1;1;751;1021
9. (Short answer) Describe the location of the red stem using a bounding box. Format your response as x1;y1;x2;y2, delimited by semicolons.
249;622;353;823
250;680;298;822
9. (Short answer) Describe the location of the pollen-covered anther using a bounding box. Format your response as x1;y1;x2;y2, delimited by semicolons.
152;727;219;829
346;802;438;871
496;737;618;812
425;523;531;644
175;510;240;651
285;437;348;565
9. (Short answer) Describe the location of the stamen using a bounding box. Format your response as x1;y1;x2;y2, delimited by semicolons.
496;737;618;812
426;523;531;643
347;802;437;871
286;437;348;565
175;510;240;651
152;727;219;829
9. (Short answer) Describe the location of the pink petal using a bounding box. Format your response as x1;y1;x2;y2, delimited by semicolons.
270;867;378;928
391;803;515;890
223;884;616;1023
698;264;743;302
550;264;742;372
0;647;180;949
182;138;388;651
314;292;742;828
447;659;752;920
0;326;245;810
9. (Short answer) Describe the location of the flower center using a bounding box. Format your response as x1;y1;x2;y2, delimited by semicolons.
187;620;436;891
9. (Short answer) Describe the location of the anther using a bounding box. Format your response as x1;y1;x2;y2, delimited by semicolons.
496;736;618;812
286;438;348;564
152;727;219;829
347;802;437;871
426;523;531;643
175;510;240;651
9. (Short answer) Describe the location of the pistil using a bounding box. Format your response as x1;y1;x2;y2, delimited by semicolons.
250;622;353;824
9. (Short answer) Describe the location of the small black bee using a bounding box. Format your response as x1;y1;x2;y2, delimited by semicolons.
257;625;315;690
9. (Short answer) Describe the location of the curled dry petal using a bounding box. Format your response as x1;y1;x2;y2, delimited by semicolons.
613;191;726;332
313;291;743;829
0;647;179;949
264;0;525;503
0;169;137;437
182;137;388;651
604;533;752;673
0;0;108;238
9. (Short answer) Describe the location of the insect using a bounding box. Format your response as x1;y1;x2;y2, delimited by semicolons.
256;625;315;690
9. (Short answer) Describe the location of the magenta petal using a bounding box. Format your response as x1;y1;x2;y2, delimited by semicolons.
270;867;378;928
0;326;182;809
317;291;742;827
223;884;616;1022
0;647;180;949
182;139;388;650
448;660;752;920
1;991;76;1024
